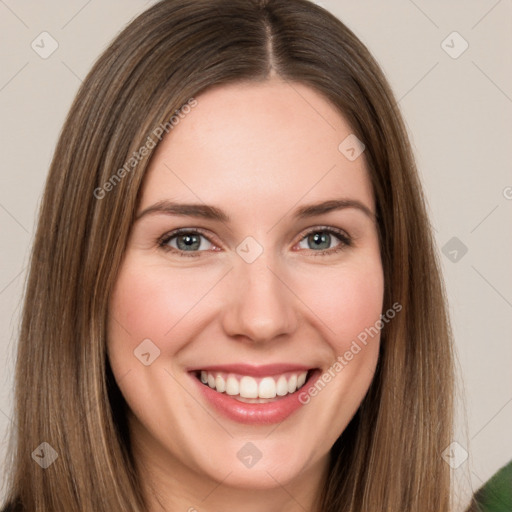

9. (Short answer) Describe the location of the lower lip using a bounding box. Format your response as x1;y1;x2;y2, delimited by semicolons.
191;370;321;425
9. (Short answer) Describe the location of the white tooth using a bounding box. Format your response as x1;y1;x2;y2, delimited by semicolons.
276;375;288;396
200;371;208;384
207;373;215;389
287;374;298;393
239;376;258;398
297;371;307;388
226;375;239;395
215;374;226;393
259;377;276;399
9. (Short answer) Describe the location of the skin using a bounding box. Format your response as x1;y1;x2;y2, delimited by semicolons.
108;78;384;512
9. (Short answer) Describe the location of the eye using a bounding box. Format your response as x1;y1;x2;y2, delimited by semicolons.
158;228;216;257
296;227;352;255
157;226;352;258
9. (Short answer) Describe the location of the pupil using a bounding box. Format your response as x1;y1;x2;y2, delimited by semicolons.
177;234;200;251
309;232;330;250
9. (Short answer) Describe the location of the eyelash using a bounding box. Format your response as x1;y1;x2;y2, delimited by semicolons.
157;226;352;258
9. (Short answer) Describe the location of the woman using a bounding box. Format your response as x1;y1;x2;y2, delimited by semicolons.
2;0;454;510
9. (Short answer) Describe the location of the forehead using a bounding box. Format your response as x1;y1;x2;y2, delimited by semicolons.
139;79;374;217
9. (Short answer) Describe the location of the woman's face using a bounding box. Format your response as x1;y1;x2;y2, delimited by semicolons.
108;79;384;495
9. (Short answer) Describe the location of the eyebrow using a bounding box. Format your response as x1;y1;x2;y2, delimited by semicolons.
135;198;376;223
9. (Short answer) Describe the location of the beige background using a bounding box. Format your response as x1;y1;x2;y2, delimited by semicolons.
1;0;511;509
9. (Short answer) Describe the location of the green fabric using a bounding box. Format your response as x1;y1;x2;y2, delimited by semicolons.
471;460;512;512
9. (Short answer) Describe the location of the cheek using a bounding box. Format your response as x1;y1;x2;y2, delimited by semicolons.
107;257;215;358
295;259;384;419
108;249;384;363
294;258;384;355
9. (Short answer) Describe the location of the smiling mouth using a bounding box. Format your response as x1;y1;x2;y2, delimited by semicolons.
193;369;314;403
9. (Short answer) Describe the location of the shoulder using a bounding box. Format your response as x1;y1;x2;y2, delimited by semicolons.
466;460;512;512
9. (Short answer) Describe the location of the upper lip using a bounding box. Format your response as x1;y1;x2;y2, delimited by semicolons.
187;363;314;377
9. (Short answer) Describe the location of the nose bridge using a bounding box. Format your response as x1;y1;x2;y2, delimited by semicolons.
222;245;298;343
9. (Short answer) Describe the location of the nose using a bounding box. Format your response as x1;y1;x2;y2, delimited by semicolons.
220;252;299;344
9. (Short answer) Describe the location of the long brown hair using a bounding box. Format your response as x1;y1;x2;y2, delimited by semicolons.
2;0;454;510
